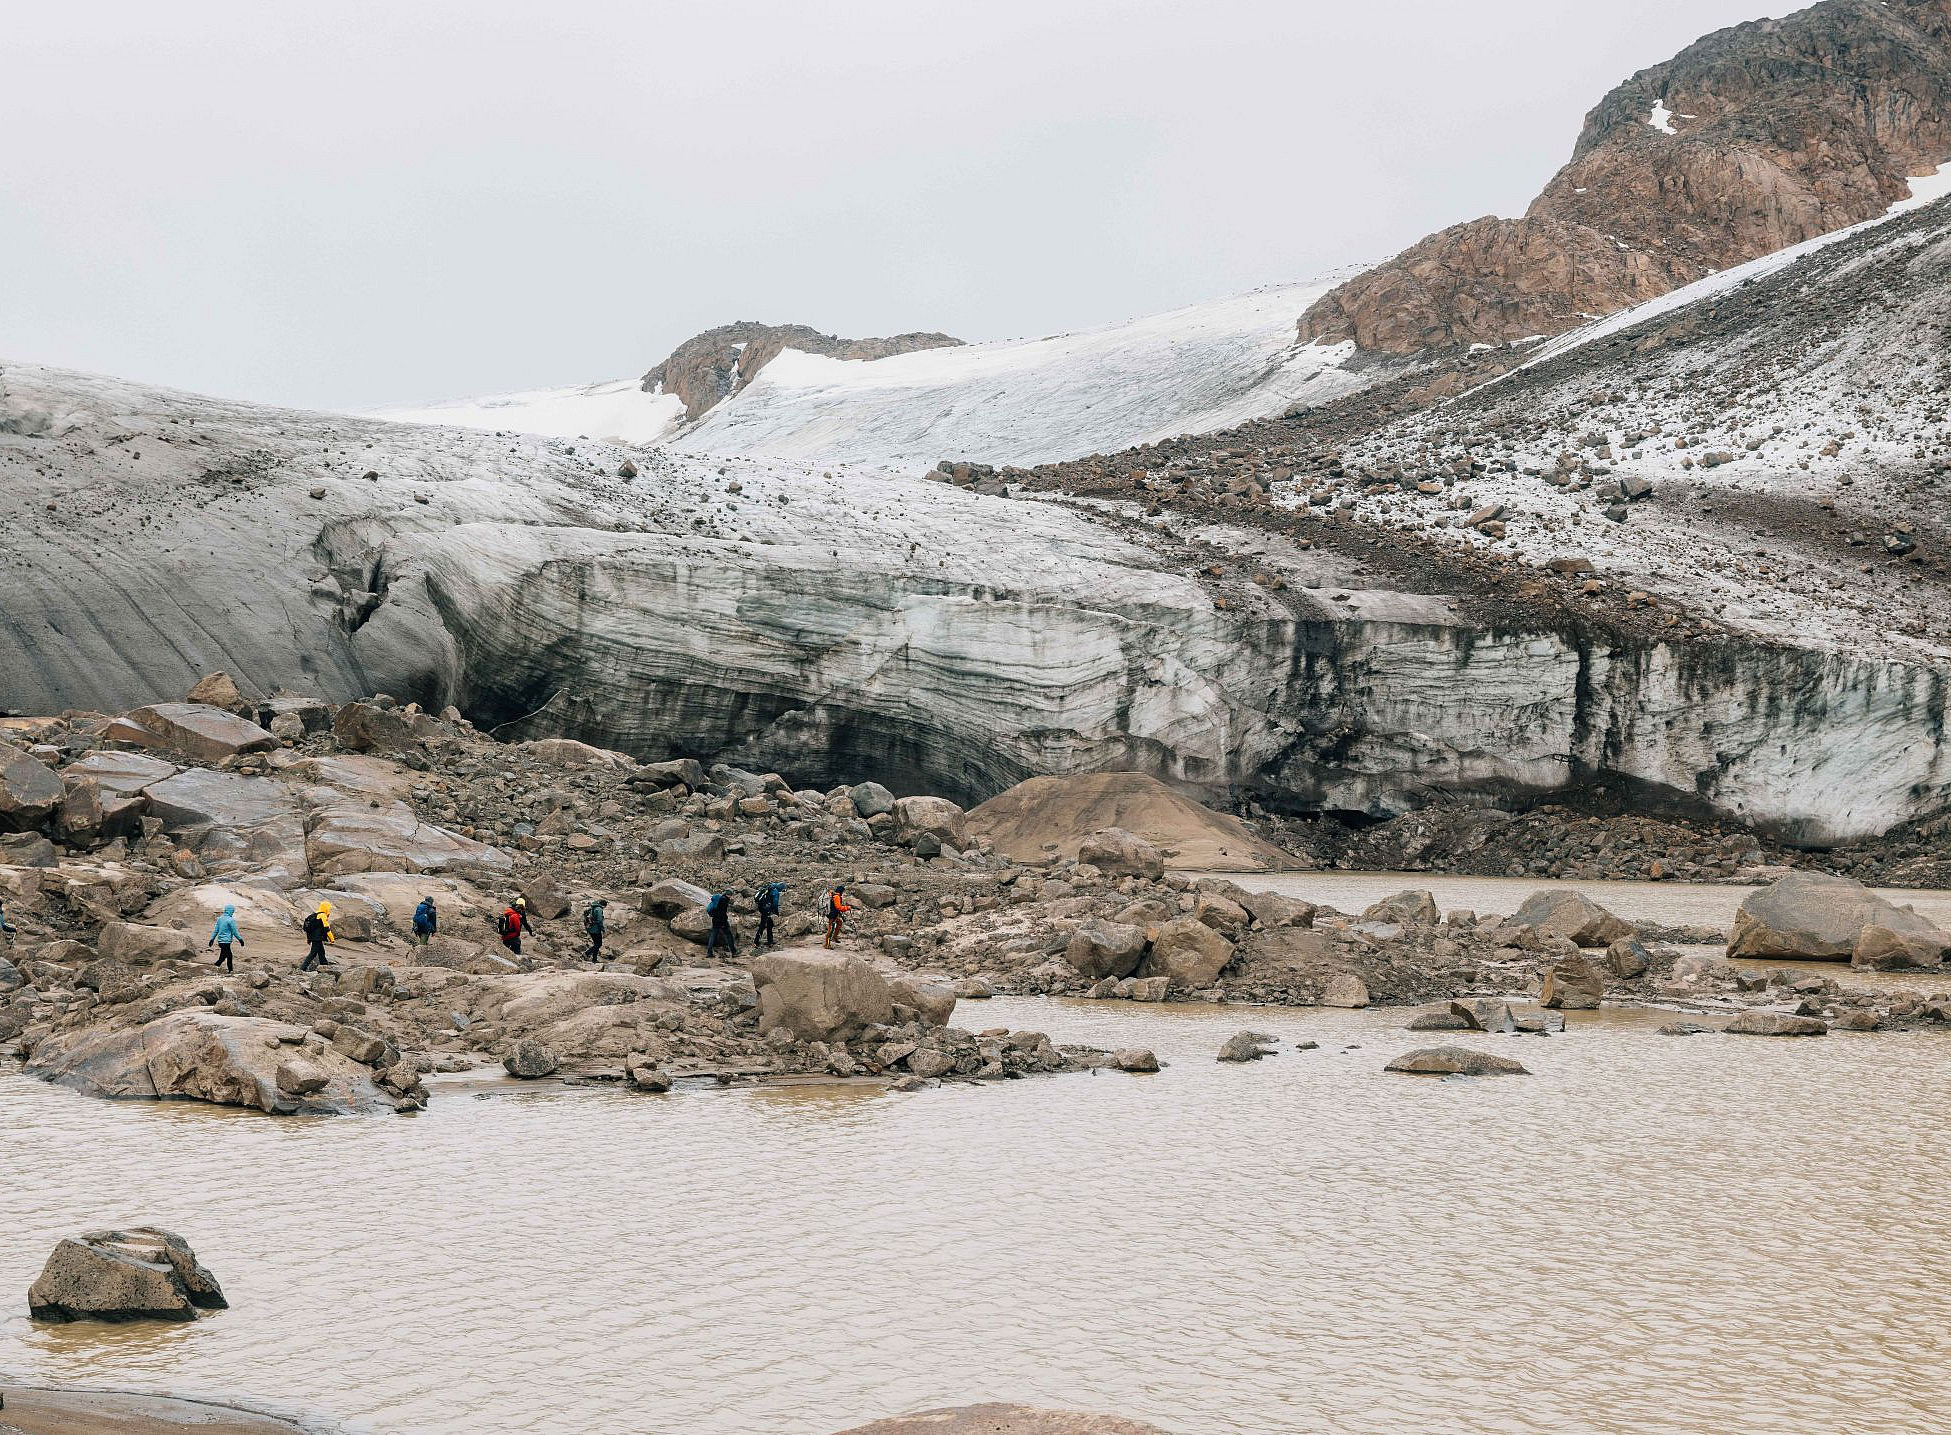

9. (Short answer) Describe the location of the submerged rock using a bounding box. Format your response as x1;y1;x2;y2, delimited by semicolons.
1216;1031;1277;1062
1385;1045;1531;1076
27;1226;227;1323
1540;954;1604;1010
1724;1010;1828;1036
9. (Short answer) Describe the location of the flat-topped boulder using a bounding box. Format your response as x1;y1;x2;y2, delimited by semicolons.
61;749;181;795
305;797;511;876
1138;916;1234;990
28;1226;226;1323
1386;1045;1531;1076
1076;827;1165;879
1728;872;1947;969
25;1010;393;1114
127;702;278;764
752;949;894;1041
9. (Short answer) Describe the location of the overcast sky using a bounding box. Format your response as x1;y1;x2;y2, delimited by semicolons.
4;0;1777;411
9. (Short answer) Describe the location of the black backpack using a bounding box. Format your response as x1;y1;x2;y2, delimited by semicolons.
755;886;779;914
583;904;603;934
303;913;325;942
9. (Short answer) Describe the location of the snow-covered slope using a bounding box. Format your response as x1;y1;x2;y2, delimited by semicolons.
375;377;686;445
672;279;1367;470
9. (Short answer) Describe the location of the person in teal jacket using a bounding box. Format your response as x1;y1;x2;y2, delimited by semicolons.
207;905;242;973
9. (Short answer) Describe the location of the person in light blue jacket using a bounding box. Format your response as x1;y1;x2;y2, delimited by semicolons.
207;905;242;973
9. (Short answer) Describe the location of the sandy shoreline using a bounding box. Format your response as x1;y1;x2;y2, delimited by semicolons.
0;1386;324;1435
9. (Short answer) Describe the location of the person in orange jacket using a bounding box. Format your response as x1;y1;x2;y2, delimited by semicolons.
823;885;850;949
497;897;527;955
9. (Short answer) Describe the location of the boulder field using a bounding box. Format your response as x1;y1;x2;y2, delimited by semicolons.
6;678;1951;1122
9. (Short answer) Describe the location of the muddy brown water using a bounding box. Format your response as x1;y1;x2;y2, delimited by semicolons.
6;990;1951;1435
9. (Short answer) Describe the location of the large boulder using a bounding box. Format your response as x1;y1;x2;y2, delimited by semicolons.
1385;1046;1531;1076
1728;872;1947;965
127;702;277;764
61;750;179;796
517;737;634;770
24;1011;393;1114
886;972;957;1028
752;950;893;1041
95;920;200;966
1240;890;1316;929
1540;953;1604;1009
186;671;252;715
1137;916;1234;990
27;1227;227;1323
0;743;64;832
1853;922;1950;971
331;701;417;754
1075;827;1165;879
629;758;709;791
1063;919;1149;981
1724;1009;1828;1036
143;769;309;878
306;798;511;876
891;796;972;851
1321;972;1370;1008
504;1039;560;1078
641;878;712;917
850;782;896;818
830;1406;1173;1435
1362;890;1439;926
1510;889;1633;947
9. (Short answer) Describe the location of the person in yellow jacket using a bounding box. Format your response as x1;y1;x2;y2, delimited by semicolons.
300;900;334;971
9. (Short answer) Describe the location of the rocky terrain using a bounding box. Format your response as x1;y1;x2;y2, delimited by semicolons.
1017;191;1951;844
641;322;963;422
1299;0;1951;353
5;678;1948;1131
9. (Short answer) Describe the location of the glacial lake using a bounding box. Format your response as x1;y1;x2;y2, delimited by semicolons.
6;991;1951;1435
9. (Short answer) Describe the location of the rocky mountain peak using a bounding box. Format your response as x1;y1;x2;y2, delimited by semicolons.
1299;0;1951;355
640;321;962;421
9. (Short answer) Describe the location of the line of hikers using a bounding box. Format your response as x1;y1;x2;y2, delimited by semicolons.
198;883;857;972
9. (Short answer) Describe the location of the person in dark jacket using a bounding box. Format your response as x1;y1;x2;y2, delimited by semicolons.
583;899;607;961
207;904;242;973
753;883;783;948
412;896;438;945
300;901;334;971
0;896;17;942
705;892;737;959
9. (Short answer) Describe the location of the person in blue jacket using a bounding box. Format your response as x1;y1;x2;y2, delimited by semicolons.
0;896;17;943
207;905;242;972
412;896;438;945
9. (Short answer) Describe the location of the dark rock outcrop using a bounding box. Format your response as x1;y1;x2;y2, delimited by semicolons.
641;322;961;421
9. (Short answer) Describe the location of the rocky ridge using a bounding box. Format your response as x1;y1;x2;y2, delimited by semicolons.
1299;0;1951;354
641;321;961;422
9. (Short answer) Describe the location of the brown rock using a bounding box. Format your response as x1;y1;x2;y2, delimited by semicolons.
126;703;277;764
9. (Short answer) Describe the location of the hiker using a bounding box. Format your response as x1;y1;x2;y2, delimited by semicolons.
753;882;783;948
0;896;17;942
207;904;242;973
412;896;438;945
583;898;607;961
705;891;737;959
497;898;526;956
823;885;850;949
300;901;334;971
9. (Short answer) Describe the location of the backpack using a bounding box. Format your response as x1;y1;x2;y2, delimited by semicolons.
755;886;779;914
707;893;728;920
303;913;325;942
583;904;603;934
828;891;842;917
498;910;520;938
